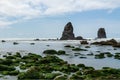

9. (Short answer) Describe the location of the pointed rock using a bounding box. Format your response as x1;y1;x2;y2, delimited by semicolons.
60;22;75;40
97;28;107;38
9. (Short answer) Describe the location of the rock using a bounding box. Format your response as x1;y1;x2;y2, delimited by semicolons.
91;39;118;46
60;22;75;40
43;50;58;54
108;39;118;44
85;46;90;48
95;53;105;59
13;42;19;45
113;43;120;48
1;40;6;42
97;28;107;38
57;50;66;55
80;40;88;44
72;48;87;51
75;36;83;40
34;38;40;41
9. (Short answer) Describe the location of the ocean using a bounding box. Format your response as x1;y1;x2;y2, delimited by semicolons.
0;38;120;69
1;38;120;80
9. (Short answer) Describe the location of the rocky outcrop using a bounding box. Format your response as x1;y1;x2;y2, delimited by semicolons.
91;39;120;48
97;28;107;38
91;39;117;46
60;22;75;40
75;36;83;40
80;40;88;44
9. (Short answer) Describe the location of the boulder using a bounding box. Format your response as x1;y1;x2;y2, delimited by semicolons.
60;22;75;40
80;40;88;44
75;36;83;40
97;28;107;38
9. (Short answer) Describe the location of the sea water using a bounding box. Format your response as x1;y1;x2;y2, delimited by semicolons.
1;38;120;80
0;38;120;70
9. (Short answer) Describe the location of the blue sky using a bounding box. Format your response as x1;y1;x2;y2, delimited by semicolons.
0;0;120;38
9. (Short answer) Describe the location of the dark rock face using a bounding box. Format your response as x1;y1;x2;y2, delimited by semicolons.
97;28;107;38
75;36;83;40
80;40;88;44
91;39;118;46
60;22;75;40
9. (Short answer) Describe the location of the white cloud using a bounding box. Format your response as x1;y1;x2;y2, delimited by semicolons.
0;0;120;27
0;21;14;29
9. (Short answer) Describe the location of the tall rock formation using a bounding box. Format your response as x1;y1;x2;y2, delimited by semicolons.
60;22;75;40
97;28;107;38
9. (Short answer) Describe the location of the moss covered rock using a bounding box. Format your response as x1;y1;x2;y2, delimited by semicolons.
58;50;66;55
43;49;58;54
72;48;87;51
95;53;105;59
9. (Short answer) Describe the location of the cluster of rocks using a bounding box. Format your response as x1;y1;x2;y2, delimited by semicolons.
91;39;120;47
60;22;83;40
92;39;117;45
60;22;107;40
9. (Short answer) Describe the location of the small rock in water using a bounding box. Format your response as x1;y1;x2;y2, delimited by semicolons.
3;55;7;57
1;40;6;42
85;46;90;48
30;43;35;45
114;48;117;50
72;48;87;51
13;42;19;45
95;53;105;59
87;53;94;56
46;45;50;47
80;40;88;44
7;52;12;55
34;38;40;41
79;56;87;59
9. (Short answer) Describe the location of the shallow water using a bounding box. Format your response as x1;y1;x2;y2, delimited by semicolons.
0;40;120;70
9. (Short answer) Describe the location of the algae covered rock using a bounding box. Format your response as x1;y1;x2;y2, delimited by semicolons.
72;47;87;51
18;66;41;79
95;53;105;59
43;49;66;55
58;50;66;55
43;49;58;54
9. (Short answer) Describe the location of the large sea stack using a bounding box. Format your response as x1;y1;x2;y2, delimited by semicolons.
97;28;107;38
60;22;75;40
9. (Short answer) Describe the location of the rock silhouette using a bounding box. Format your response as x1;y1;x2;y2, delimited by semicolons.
60;22;75;40
75;36;83;40
97;28;107;38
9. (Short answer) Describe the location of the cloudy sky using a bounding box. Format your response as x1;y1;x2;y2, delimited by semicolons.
0;0;120;38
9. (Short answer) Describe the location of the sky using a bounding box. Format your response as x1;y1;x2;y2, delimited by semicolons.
0;0;120;38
